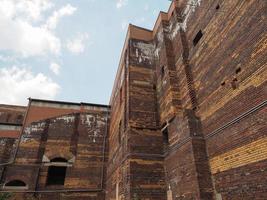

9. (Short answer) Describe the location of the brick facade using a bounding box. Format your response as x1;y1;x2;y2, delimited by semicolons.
0;0;267;199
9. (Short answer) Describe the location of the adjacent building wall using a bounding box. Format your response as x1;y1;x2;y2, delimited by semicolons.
0;100;110;200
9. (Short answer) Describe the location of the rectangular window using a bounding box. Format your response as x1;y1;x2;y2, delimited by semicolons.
120;87;123;105
46;166;67;185
162;127;169;145
193;30;203;46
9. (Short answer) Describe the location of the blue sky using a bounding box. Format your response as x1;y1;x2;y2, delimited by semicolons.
0;0;171;105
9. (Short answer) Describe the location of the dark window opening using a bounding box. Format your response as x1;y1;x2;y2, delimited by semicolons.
50;157;68;163
231;78;238;89
193;30;203;46
216;4;220;10
235;67;241;74
161;66;165;78
124;50;128;65
120;87;123;105
162;127;169;146
221;81;226;86
46;166;67;185
5;180;26;187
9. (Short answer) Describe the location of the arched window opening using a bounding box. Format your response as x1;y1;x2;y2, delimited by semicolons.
5;180;27;188
46;157;68;186
50;157;68;163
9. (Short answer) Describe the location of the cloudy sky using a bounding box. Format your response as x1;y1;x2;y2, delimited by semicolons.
0;0;171;106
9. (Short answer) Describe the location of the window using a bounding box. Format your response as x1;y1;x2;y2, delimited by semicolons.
193;30;203;46
4;180;28;190
161;66;165;78
216;4;220;10
120;87;123;105
231;78;238;89
46;157;68;186
5;180;26;187
235;67;241;74
162;127;169;146
50;157;68;163
124;49;128;65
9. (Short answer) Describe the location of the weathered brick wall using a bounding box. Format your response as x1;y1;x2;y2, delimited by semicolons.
1;107;109;199
0;105;26;124
177;0;267;199
107;0;266;199
128;38;158;129
107;29;167;199
154;21;182;125
0;1;266;199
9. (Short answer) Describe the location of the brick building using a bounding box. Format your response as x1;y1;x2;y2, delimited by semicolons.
0;0;266;199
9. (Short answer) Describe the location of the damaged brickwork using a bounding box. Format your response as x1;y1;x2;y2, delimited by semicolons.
0;0;267;199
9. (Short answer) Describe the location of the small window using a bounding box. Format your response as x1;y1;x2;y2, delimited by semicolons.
193;30;203;46
5;180;26;187
216;4;220;10
46;157;68;186
162;127;169;145
221;81;226;86
231;78;238;89
235;67;241;74
51;157;68;163
161;66;165;78
124;49;128;65
120;87;123;105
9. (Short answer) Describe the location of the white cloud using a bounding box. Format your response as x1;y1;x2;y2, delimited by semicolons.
0;0;54;22
15;0;54;22
45;4;77;30
50;62;61;75
0;17;61;57
0;66;60;105
0;0;77;57
66;33;89;54
116;0;128;9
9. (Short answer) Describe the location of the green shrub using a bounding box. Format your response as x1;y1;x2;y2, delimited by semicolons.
0;193;13;200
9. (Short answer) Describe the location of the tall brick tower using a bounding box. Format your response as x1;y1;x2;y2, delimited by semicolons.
106;0;267;199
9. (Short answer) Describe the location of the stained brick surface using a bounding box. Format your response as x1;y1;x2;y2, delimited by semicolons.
0;0;267;199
